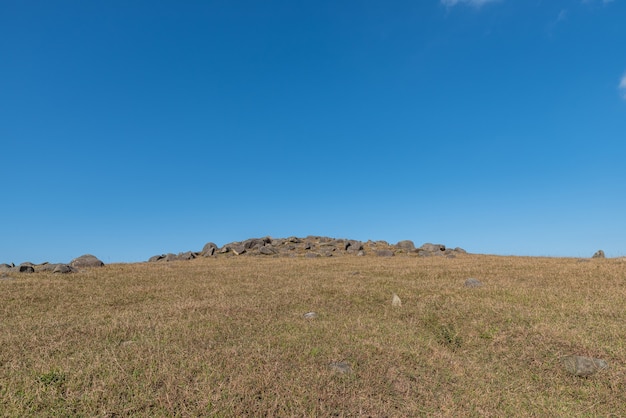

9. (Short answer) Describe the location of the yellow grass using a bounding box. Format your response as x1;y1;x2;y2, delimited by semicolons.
1;255;625;416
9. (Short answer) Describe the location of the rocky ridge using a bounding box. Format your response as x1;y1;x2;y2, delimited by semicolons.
147;236;467;262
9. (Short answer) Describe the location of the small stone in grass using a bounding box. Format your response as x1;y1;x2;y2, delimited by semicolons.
392;293;402;307
329;361;352;374
561;355;608;377
464;278;483;288
303;312;318;319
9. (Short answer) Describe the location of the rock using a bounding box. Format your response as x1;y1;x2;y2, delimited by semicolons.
392;293;402;307
176;251;196;261
12;265;34;273
243;238;269;250
561;355;608;377
52;264;75;274
0;264;12;272
148;255;164;262
303;312;318;319
329;361;352;374
70;254;104;268
305;252;320;258
420;243;446;253
163;253;178;262
376;250;394;257
258;246;276;255
201;242;218;257
231;245;246;256
464;278;483;288
357;250;365;256
303;242;313;250
592;250;605;259
396;240;415;251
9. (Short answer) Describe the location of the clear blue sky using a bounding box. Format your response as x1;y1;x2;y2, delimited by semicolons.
2;0;625;263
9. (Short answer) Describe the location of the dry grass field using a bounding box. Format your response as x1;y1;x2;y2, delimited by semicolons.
1;254;625;417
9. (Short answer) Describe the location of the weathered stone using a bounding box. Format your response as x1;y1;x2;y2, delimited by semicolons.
176;251;196;261
592;250;605;259
346;240;363;252
303;312;318;319
231;245;246;256
163;253;178;262
392;293;402;307
396;240;415;251
34;264;55;272
148;255;165;262
561;355;608;376
0;264;12;272
70;254;104;268
53;264;75;274
329;361;352;374
454;247;467;254
201;242;218;257
357;250;365;256
13;265;34;273
259;246;276;255
305;252;320;258
420;243;446;253
243;238;266;250
303;242;313;250
376;250;394;257
464;278;483;288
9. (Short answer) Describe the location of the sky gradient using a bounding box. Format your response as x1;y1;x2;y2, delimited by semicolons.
2;0;625;264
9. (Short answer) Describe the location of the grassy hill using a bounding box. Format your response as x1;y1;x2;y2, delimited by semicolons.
1;254;624;416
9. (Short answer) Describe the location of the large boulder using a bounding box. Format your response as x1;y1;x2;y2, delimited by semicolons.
396;240;416;251
201;242;218;257
12;264;34;273
53;264;76;274
70;254;104;268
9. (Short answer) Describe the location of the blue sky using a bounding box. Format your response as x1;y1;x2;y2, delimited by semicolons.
2;0;625;263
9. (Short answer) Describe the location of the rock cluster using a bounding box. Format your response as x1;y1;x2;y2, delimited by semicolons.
0;254;104;275
147;237;467;262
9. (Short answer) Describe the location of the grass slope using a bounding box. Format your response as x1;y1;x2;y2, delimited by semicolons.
1;255;625;416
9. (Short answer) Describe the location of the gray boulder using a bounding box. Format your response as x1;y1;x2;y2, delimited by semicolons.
561;355;608;377
259;246;277;255
396;240;415;251
70;254;104;268
201;242;218;257
148;255;165;262
53;264;76;274
376;250;395;257
231;245;246;256
592;250;605;259
163;253;178;262
13;265;35;273
175;251;196;261
420;243;446;253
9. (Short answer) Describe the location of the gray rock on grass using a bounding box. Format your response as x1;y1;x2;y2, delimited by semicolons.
70;254;104;268
329;361;352;374
464;278;483;288
561;355;608;377
592;250;605;259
